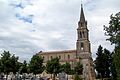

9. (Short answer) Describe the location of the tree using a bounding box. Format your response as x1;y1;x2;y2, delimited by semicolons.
95;46;113;79
19;60;28;74
61;62;72;79
103;48;111;78
111;52;117;80
74;61;83;80
10;54;20;74
0;51;19;80
0;51;12;75
74;61;83;75
113;47;120;80
61;62;71;74
104;12;120;46
104;12;120;79
74;74;82;80
19;60;28;80
46;57;61;80
29;54;44;75
94;45;106;79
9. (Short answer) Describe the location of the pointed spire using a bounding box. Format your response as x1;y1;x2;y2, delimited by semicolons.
80;4;85;22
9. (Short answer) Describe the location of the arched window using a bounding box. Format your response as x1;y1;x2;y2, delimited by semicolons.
68;55;70;59
82;31;85;38
80;31;82;38
81;42;84;50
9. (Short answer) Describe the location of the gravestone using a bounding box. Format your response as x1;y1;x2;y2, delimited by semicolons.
58;72;67;80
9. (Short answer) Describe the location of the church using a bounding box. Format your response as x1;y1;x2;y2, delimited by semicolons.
37;4;95;80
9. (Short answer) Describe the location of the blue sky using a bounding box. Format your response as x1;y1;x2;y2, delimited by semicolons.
0;0;120;61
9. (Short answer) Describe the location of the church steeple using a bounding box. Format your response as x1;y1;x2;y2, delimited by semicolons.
80;4;85;22
78;4;87;29
76;4;91;58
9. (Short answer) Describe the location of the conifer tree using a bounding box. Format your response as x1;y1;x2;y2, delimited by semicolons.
95;45;106;79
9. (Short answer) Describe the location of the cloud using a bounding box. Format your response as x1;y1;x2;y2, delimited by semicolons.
0;0;119;61
15;13;33;23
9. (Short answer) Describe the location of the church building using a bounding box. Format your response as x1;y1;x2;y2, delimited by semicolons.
37;4;95;80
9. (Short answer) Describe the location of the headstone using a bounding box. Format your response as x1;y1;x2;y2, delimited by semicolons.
58;72;67;80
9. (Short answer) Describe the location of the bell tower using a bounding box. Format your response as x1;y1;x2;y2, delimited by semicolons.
76;4;95;80
76;4;91;58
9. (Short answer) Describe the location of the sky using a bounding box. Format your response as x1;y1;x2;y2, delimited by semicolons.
0;0;119;62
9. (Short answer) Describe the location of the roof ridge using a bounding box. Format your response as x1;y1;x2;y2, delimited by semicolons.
39;49;76;54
